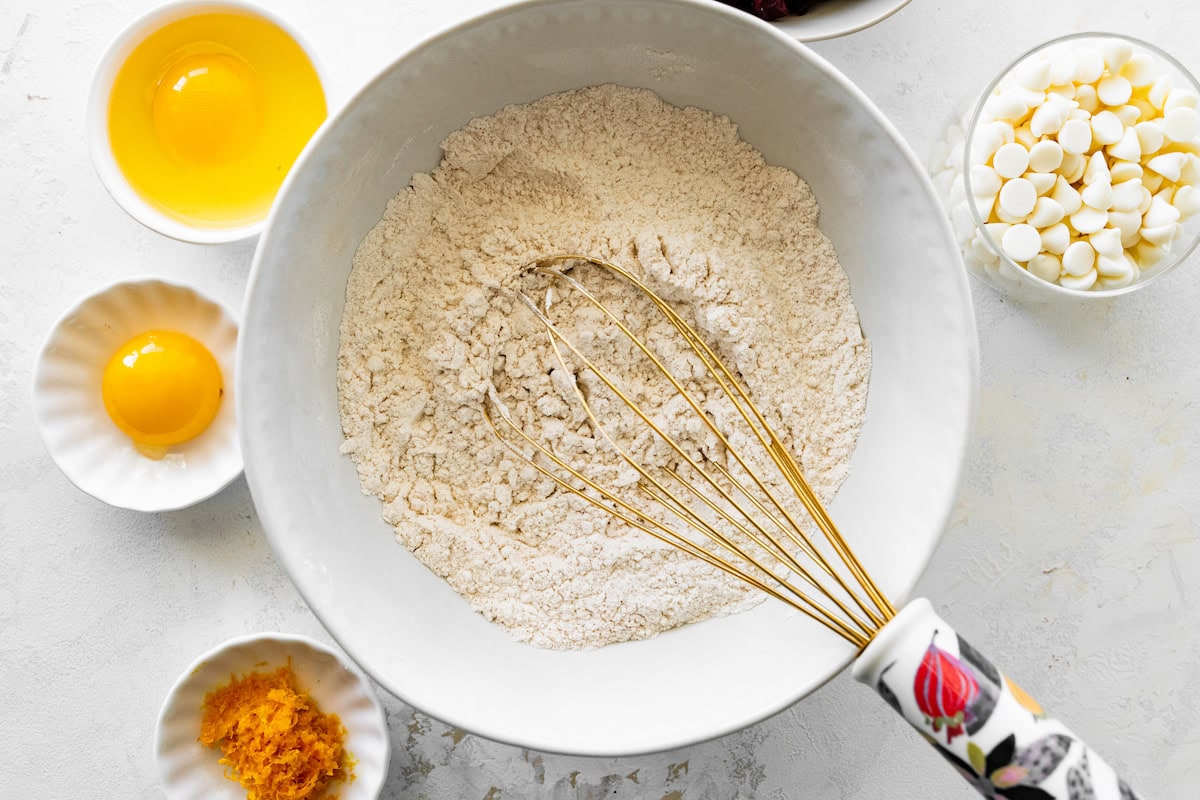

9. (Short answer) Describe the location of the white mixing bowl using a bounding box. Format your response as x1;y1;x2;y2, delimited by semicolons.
240;0;977;756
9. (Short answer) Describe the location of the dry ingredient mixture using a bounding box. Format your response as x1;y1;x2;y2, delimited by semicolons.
337;85;870;649
199;664;352;800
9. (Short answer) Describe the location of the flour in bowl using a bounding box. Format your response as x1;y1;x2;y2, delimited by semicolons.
337;85;870;649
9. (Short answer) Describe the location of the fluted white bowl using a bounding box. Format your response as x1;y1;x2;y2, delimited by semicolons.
154;632;390;800
32;277;241;512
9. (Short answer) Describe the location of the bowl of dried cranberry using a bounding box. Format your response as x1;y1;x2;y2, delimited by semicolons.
718;0;910;41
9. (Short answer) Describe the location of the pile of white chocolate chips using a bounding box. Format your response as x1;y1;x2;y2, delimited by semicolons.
936;38;1200;290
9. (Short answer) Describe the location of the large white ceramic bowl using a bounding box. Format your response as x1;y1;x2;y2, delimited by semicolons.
241;0;977;756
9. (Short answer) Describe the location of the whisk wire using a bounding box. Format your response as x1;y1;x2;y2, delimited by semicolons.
481;404;870;646
543;259;893;629
487;254;894;648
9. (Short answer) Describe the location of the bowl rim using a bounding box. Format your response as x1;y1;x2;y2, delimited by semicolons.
241;0;978;756
962;31;1200;298
31;275;243;512
85;0;330;245
153;631;391;798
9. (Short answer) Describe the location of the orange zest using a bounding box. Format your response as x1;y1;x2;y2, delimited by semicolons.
199;662;353;800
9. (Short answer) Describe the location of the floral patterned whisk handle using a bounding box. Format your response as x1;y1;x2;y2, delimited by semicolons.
852;599;1140;800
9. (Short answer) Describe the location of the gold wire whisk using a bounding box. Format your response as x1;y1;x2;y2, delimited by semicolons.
483;254;895;650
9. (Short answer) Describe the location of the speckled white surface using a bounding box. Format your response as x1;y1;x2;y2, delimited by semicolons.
1;1;1198;797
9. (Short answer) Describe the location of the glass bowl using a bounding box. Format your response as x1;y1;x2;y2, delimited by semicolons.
931;33;1200;301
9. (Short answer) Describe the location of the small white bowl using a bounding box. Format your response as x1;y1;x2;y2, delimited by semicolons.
32;277;241;512
85;0;328;245
772;0;910;41
155;632;390;800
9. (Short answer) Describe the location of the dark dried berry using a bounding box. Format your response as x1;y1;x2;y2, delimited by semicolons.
716;0;829;19
752;0;790;19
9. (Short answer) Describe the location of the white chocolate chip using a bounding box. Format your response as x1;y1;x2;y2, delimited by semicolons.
1060;268;1098;290
1098;266;1138;289
1101;40;1134;72
1081;178;1114;210
985;91;1030;122
1148;75;1173;110
1097;74;1133;107
1030;101;1067;137
1047;84;1076;102
1057;118;1093;154
1023;171;1058;195
1074;48;1106;84
1090;110;1125;146
970;233;1000;265
1172;184;1200;218
1135;121;1165;155
1132;98;1158;121
970;121;1011;163
1073;83;1100;114
1028;196;1065;228
1028;252;1062;282
1146;152;1187;182
1143;194;1182;227
1096;252;1134;278
993;142;1031;178
1028;140;1064;172
1111;210;1143;246
951;202;976;240
1139;222;1178;247
1002;223;1043;261
973;193;997;221
1162;106;1200;142
1113;105;1141;128
996;206;1026;224
1089;227;1124;258
1062;240;1096;275
999;177;1038;217
1179;154;1200;185
1142;170;1164;193
1071;205;1109;233
1050;50;1079;85
970;164;1003;197
1133;239;1169;267
1051;176;1084;215
1107;127;1142;162
1083;150;1111;184
1014;124;1037;148
949;173;967;206
1110;179;1144;212
1015;56;1053;91
1120;52;1159;87
1040;222;1071;254
1110;161;1144;183
983;222;1012;243
1164;88;1200;113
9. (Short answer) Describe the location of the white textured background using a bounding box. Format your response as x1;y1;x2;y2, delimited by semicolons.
2;1;1199;797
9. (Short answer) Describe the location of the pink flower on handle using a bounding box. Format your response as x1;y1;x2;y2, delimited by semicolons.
914;633;980;744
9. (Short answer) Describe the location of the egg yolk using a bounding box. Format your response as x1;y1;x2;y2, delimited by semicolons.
101;330;223;456
152;50;262;166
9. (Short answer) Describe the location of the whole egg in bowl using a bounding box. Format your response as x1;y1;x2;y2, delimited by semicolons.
33;278;241;512
87;0;328;244
240;0;977;757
